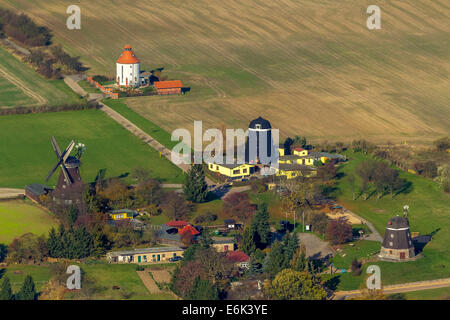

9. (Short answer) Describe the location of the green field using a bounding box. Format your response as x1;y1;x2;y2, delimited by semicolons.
389;287;450;300
4;0;448;144
1;262;175;300
330;151;450;289
0;46;83;107
0;199;57;244
0;109;184;188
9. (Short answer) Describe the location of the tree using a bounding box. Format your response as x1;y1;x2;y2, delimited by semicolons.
433;136;450;152
251;203;271;249
435;164;450;193
290;246;308;272
309;212;329;236
0;243;6;262
131;167;152;183
283;137;294;154
266;269;327;300
16;275;37;300
183;164;208;203
171;260;205;298
326;217;353;245
197;248;234;284
0;277;13;300
222;192;255;223
180;232;194;247
240;225;256;255
263;240;285;277
187;275;219;300
135;179;161;207
164;192;190;221
67;205;78;227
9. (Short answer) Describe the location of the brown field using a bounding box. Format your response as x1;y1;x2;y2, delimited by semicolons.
2;0;449;144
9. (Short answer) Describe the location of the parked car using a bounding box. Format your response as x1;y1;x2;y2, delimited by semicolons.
169;256;182;262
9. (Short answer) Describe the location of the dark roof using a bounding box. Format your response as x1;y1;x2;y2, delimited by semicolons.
387;216;410;229
227;251;250;263
224;219;236;224
277;163;315;171
109;209;138;215
107;246;183;257
248;117;271;130
25;184;51;196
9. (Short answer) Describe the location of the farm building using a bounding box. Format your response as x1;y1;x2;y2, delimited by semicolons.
108;209;138;220
25;183;52;203
116;45;140;87
207;162;255;179
165;220;188;229
154;80;183;95
379;216;416;261
107;246;184;264
273;163;317;179
226;251;250;269
212;238;235;253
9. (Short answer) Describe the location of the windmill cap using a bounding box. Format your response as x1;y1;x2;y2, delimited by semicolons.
249;116;271;129
387;216;410;229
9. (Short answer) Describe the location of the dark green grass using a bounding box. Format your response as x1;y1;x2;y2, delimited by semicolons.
103;99;180;149
0;46;83;107
0;109;184;187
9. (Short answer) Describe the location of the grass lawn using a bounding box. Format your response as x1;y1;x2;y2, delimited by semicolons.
331;240;381;270
103;99;180;150
0;76;35;107
388;287;450;300
0;199;58;244
2;264;52;292
0;46;83;107
0;109;184;188
331;151;450;289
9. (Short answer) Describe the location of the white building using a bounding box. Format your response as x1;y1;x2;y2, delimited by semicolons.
116;44;140;87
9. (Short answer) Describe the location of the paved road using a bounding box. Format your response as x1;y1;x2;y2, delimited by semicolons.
297;233;335;260
0;188;25;199
334;278;450;300
341;207;383;242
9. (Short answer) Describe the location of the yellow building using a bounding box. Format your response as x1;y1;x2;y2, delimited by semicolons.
212;238;235;253
207;162;256;178
278;147;286;157
107;246;184;264
293;148;308;157
273;163;317;179
109;209;138;220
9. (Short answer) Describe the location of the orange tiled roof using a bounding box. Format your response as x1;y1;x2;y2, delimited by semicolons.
116;45;140;64
153;80;183;89
226;251;249;263
179;225;200;236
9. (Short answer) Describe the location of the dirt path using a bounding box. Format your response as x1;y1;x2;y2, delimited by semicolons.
136;270;161;294
0;66;47;105
334;278;450;300
0;188;24;199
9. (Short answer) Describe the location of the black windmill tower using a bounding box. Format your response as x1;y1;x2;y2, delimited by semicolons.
245;116;276;166
379;216;415;261
46;137;84;205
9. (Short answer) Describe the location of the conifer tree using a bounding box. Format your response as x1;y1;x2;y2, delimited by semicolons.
0;277;13;300
241;225;256;255
16;275;36;300
187;275;218;300
251;203;271;248
183;165;208;203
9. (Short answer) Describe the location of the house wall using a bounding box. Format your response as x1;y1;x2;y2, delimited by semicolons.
293;150;308;156
208;163;255;178
110;249;184;264
116;62;140;87
213;242;235;253
380;247;415;260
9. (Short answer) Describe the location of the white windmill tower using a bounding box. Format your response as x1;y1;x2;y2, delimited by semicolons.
116;44;140;87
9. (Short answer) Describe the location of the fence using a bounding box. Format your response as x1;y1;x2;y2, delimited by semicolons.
87;77;119;99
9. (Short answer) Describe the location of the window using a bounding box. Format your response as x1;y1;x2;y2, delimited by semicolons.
143;255;147;262
233;169;240;174
243;169;247;174
389;241;393;246
173;253;177;257
210;164;213;168
216;166;219;170
390;234;394;238
255;124;261;129
389;250;392;254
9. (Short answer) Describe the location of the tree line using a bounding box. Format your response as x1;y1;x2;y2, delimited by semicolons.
0;9;51;46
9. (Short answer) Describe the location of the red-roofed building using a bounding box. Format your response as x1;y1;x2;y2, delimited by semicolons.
154;80;183;95
166;220;188;229
179;225;200;237
226;251;250;269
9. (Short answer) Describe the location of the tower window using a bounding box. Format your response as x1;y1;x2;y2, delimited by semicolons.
255;124;261;129
390;234;394;238
389;241;393;246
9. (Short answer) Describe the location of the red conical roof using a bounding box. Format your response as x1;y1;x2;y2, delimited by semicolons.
116;45;140;64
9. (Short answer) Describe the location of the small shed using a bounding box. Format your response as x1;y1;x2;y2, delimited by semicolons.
25;184;52;203
153;80;183;95
224;219;237;230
